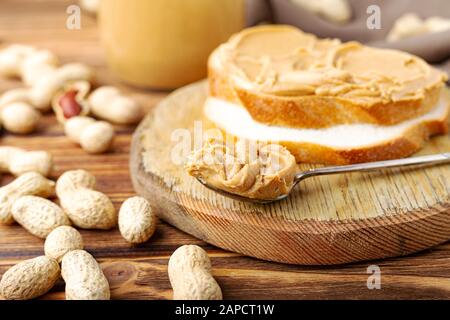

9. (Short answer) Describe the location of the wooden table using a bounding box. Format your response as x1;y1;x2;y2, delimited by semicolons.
0;0;449;300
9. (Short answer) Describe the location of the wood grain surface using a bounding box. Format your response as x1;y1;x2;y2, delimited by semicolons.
0;0;449;299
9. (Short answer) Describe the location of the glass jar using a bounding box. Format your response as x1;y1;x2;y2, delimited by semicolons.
99;0;245;89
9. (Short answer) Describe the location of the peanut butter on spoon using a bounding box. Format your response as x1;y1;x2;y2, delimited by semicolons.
185;138;298;200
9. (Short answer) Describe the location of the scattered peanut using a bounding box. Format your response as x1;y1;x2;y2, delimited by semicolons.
0;44;36;77
0;45;93;112
387;13;450;42
64;116;114;154
11;196;71;239
119;196;157;244
56;170;117;229
45;226;84;262
291;0;351;23
20;49;58;86
79;0;100;15
168;245;223;300
0;146;53;177
30;63;93;111
0;63;92;112
0;45;58;81
89;86;143;125
0;256;60;300
0;101;41;134
0;88;31;108
0;172;55;225
61;250;110;300
52;80;90;123
60;90;82;117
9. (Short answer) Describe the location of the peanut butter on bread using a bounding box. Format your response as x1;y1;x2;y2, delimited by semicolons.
209;25;448;128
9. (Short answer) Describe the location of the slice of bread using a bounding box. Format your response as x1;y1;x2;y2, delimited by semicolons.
204;90;450;165
209;25;448;129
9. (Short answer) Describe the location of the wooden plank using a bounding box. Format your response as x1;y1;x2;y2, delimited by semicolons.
0;0;449;299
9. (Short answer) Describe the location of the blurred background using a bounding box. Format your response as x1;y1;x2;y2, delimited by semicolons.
1;0;449;89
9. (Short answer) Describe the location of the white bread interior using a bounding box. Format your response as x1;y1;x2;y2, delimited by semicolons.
204;89;450;164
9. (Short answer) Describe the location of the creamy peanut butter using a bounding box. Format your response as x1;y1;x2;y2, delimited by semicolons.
185;138;298;200
211;25;447;104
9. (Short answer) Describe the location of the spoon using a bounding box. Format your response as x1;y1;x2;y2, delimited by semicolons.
195;152;450;204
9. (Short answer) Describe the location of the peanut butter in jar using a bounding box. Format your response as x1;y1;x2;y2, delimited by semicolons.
99;0;245;89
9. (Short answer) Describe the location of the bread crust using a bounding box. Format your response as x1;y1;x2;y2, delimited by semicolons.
204;92;450;165
209;65;443;129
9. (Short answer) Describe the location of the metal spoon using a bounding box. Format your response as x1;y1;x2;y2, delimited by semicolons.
195;153;450;204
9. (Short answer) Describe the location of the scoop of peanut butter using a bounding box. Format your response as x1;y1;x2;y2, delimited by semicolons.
185;138;298;200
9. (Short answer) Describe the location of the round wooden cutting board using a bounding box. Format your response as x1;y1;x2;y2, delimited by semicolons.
130;81;450;265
